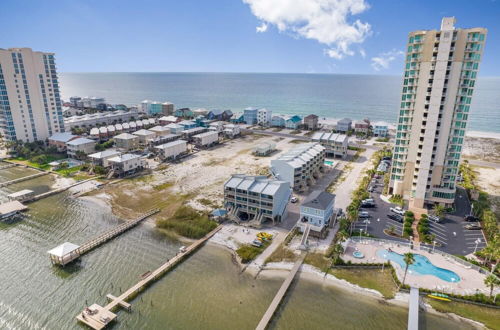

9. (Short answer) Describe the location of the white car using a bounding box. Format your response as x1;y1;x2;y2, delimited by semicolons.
290;196;298;203
390;206;405;216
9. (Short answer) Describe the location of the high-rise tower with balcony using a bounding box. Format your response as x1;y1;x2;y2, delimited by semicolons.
389;17;487;210
0;48;65;142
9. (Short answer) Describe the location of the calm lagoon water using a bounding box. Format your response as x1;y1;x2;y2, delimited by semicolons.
0;166;478;329
59;72;500;133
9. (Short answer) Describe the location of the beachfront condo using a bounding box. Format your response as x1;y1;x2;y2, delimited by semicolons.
311;132;349;158
224;174;291;225
0;48;65;142
389;17;487;210
270;143;326;191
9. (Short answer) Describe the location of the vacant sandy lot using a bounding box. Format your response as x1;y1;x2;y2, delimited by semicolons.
92;134;312;218
463;136;500;163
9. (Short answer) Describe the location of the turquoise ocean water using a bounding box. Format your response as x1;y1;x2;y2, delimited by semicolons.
59;73;500;133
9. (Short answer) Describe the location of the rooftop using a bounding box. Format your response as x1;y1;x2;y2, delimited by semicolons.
0;200;28;216
225;174;289;196
89;149;121;159
67;137;95;146
108;153;142;163
302;190;335;210
49;132;77;143
115;133;138;140
47;242;80;257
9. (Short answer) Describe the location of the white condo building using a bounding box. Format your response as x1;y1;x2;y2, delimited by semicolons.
257;108;272;126
0;48;65;141
389;17;487;210
271;143;325;191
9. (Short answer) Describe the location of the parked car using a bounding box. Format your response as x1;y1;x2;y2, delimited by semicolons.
428;215;441;223
290;196;299;203
390;206;405;216
362;198;374;203
388;213;404;223
464;215;480;222
361;202;376;208
382;156;391;161
359;211;371;219
368;186;375;192
465;224;481;230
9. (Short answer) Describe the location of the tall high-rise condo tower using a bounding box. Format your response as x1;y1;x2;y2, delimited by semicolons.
0;48;65;142
389;17;487;210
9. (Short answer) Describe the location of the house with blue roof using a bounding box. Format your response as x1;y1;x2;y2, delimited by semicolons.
285;115;302;130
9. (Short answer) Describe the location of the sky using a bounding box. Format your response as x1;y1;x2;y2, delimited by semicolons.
1;0;499;75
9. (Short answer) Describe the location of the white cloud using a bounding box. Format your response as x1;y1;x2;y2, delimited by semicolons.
256;22;268;33
243;0;372;60
359;48;366;58
371;49;404;71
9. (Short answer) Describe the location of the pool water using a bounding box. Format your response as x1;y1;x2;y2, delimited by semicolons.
376;249;460;283
324;160;334;166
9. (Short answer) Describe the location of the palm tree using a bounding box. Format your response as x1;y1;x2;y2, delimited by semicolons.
401;252;415;288
434;204;446;218
484;274;500;298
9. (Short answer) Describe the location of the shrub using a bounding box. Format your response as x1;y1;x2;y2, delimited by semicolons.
236;244;262;263
156;206;217;239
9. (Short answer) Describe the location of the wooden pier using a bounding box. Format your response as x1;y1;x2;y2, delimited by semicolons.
255;253;306;330
24;178;96;203
49;209;160;266
76;225;223;329
0;171;50;187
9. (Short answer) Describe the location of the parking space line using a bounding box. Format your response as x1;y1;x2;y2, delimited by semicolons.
429;230;447;239
464;236;484;240
463;233;484;237
428;224;448;233
429;222;446;229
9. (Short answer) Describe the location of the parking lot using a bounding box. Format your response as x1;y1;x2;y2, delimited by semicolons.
351;178;486;256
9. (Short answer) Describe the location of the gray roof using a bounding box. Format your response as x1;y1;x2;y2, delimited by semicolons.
301;190;335;210
49;132;76;143
67;137;94;146
115;133;138;140
89;149;121;159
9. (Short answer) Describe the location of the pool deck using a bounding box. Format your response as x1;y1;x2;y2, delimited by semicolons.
343;239;493;296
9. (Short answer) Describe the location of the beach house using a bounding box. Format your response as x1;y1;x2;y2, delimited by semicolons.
207;109;233;121
336;118;352;133
132;129;156;145
107;153;146;176
285;115;302;130
311;132;349;158
271;115;286;127
193;131;219;148
182;127;207;141
373;122;389;137
224;174;291;225
114;132;139;151
230;112;244;124
165;123;184;135
149;126;171;137
48;132;79;151
270;143;325;191
174;108;193;119
304;114;319;130
243;107;258;125
66;137;96;158
223;124;241;138
209;121;225;133
257;108;272;126
178;120;197;130
88;149;121;168
154;140;187;160
159;115;178;125
298;190;336;238
354;119;371;134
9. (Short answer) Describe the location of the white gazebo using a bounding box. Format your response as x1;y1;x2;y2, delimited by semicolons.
47;242;81;266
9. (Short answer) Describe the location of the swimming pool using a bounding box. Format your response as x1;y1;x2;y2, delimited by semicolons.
324;160;334;166
376;249;460;282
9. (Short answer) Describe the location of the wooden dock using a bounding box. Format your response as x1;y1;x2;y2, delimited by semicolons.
78;209;161;256
255;253;306;330
49;209;160;266
76;224;223;329
0;171;50;187
24;178;96;203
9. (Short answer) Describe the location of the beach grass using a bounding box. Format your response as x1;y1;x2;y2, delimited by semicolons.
265;244;298;264
304;252;331;272
156;205;217;239
426;299;500;330
236;241;271;263
330;268;398;299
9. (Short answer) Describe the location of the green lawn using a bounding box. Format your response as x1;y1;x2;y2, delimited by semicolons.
427;299;500;330
330;268;398;299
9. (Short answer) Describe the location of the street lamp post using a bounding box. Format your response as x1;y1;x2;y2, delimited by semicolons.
409;236;413;250
432;240;436;253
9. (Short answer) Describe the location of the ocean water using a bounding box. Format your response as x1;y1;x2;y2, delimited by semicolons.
59;72;500;133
